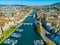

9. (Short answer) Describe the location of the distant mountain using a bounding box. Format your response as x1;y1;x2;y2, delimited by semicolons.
0;4;28;7
0;2;60;8
51;2;60;7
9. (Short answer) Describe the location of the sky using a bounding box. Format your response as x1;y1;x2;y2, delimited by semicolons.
0;0;60;6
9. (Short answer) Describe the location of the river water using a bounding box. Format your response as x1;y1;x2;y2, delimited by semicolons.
15;16;42;45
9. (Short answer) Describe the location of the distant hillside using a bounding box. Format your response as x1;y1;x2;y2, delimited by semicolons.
51;2;60;7
0;4;28;7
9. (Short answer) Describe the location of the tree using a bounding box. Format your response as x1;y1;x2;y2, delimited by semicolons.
36;22;42;34
47;42;51;45
1;27;3;33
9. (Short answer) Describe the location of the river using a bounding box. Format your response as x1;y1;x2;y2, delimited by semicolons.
2;10;43;45
15;11;42;45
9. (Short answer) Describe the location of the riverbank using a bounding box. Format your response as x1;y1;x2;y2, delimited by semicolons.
40;23;56;45
0;26;16;44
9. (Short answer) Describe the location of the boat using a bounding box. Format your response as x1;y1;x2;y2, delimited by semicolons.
10;33;21;38
34;40;44;45
16;29;23;32
4;38;18;45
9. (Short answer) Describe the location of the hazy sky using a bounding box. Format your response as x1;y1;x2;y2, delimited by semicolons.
0;0;60;6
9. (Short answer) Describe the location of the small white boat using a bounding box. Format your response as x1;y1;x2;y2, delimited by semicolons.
16;29;23;32
34;40;44;45
11;33;21;38
4;38;18;45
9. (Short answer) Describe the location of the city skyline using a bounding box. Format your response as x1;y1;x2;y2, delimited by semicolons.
0;0;60;6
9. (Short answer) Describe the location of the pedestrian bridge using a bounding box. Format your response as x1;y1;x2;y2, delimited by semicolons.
28;15;32;16
21;23;33;26
28;15;35;17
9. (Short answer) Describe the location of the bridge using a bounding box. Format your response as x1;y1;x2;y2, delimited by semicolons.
21;23;33;26
28;15;32;16
28;15;36;17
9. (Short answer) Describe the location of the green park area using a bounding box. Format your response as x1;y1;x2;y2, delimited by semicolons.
36;23;42;35
0;26;17;44
47;42;52;45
